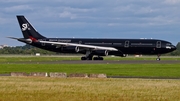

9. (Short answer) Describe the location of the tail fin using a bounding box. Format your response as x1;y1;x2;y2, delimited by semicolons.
16;15;46;39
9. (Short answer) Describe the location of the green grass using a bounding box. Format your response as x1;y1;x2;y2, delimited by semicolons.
0;56;79;62
0;56;180;62
1;64;180;78
0;56;180;78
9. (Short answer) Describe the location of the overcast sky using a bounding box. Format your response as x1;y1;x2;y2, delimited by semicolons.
0;0;180;46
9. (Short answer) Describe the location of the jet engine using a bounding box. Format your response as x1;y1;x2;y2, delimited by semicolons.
61;46;79;53
115;54;127;57
92;50;109;56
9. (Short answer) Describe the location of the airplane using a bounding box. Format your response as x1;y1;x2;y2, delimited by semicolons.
8;15;176;61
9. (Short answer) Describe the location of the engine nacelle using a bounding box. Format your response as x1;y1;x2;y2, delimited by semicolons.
61;46;79;53
92;50;109;56
115;54;127;57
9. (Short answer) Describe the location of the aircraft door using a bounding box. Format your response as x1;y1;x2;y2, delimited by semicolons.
124;41;129;48
156;41;161;48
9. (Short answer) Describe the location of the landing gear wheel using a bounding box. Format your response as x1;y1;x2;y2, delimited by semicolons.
88;57;93;60
81;57;87;60
156;54;161;61
81;56;93;60
81;51;93;60
156;58;161;61
99;57;103;60
93;57;104;60
93;57;98;60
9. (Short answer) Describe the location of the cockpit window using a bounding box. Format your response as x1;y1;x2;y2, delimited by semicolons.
166;43;171;45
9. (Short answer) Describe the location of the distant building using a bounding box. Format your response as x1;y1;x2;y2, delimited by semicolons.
35;53;41;56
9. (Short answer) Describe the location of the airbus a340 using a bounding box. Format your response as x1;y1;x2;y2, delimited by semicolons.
8;16;176;60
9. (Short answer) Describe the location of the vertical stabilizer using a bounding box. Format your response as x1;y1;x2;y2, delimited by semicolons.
16;15;46;39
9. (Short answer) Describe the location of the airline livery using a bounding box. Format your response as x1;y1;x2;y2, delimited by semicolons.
9;16;176;60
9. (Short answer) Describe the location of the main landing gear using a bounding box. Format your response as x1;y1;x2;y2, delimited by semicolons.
81;56;92;60
156;54;161;61
81;56;104;60
81;50;93;60
93;57;103;60
81;51;104;60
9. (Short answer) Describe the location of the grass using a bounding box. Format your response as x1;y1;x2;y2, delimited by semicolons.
0;64;180;78
0;77;180;101
0;56;180;101
0;56;79;62
0;55;180;62
0;56;180;78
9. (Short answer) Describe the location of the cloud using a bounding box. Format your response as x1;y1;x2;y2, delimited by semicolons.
0;0;180;46
59;11;77;19
1;0;179;26
4;5;32;12
0;0;27;3
164;0;180;4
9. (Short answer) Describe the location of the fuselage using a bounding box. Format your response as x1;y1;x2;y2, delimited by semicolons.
29;38;176;56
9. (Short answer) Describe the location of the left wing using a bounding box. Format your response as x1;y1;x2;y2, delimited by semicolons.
39;41;118;51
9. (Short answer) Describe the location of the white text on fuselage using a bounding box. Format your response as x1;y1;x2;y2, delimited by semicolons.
50;39;71;43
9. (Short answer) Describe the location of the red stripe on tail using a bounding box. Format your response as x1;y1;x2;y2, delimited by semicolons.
29;36;38;42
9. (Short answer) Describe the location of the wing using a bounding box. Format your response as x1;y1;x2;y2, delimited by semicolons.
39;41;118;51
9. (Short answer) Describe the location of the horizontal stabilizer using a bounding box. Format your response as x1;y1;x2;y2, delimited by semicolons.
7;37;32;43
7;37;19;40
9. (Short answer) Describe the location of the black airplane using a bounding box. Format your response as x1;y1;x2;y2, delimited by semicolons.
8;15;176;61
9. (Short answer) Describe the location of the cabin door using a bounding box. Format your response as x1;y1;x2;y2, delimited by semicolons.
156;41;161;48
124;41;129;48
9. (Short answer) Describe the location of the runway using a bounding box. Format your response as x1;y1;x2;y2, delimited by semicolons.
3;60;180;64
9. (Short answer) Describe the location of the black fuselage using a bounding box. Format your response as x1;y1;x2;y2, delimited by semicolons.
30;38;176;56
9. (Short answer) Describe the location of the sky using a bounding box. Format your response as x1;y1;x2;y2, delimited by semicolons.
0;0;180;46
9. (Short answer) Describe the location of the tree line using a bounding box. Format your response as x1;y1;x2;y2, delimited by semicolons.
0;43;180;56
0;45;56;55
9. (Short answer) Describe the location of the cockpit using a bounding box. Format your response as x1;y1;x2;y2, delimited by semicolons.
165;42;176;50
166;43;172;46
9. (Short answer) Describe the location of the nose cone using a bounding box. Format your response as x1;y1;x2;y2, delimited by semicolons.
171;45;177;51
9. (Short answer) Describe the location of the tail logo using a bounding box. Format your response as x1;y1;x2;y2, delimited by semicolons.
22;23;30;31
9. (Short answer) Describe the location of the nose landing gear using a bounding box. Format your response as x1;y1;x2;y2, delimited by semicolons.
156;54;161;61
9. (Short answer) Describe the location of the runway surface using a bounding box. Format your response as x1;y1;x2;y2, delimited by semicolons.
3;60;180;64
